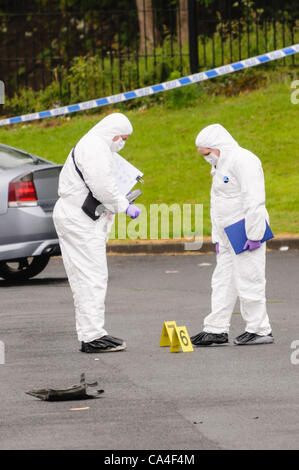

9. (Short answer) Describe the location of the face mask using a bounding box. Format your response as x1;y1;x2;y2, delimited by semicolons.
204;152;219;167
111;137;125;152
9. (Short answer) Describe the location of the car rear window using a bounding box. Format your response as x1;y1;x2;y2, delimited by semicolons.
0;146;37;170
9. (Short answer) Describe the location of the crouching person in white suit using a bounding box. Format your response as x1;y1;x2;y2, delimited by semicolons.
191;124;273;347
53;113;140;353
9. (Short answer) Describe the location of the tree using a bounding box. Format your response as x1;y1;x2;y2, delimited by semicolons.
136;0;159;54
178;0;189;44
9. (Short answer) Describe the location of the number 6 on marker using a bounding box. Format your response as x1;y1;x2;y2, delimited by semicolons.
180;329;190;347
170;326;193;353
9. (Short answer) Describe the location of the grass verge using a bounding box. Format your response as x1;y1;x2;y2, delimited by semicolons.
0;71;298;237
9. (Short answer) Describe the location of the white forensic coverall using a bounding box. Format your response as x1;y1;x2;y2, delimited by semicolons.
196;124;272;336
53;113;132;343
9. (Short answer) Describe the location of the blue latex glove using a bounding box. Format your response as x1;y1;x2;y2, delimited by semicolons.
126;204;141;219
243;240;262;251
215;243;219;255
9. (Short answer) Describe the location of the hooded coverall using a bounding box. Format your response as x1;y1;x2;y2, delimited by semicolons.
53;113;132;343
195;124;272;336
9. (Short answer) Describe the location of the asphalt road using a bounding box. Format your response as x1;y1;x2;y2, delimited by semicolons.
0;251;298;450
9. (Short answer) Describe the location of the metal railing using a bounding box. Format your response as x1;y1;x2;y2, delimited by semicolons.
0;1;298;101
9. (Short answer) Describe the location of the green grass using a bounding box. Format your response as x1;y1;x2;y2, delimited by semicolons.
0;75;298;238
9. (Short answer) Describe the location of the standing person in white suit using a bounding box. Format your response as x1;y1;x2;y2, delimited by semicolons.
191;124;274;346
53;113;140;353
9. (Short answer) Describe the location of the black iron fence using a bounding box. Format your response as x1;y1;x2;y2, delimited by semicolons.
0;0;298;103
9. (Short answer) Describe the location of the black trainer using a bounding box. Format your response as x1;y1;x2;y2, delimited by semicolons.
81;335;127;353
190;331;229;347
234;331;274;345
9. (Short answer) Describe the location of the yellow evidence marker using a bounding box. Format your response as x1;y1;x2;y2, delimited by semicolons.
170;326;194;353
159;321;177;347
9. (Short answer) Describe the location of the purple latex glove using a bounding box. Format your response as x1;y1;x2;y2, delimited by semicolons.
126;204;141;219
243;240;262;251
215;242;219;255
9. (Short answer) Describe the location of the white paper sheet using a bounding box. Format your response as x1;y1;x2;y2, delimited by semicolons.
113;152;143;195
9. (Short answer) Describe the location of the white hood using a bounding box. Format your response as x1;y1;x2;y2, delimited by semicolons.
88;112;133;149
195;124;239;153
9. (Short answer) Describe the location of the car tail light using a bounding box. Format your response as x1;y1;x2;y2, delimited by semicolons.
8;173;38;207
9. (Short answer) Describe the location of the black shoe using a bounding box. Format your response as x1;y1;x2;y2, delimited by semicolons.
190;331;229;346
81;335;127;353
234;331;274;345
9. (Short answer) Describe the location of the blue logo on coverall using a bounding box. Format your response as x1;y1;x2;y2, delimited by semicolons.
223;176;229;183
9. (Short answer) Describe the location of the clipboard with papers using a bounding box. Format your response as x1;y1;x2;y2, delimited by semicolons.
224;219;274;255
113;152;144;195
94;152;144;218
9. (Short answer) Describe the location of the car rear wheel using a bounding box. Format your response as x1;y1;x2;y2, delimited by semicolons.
0;255;51;281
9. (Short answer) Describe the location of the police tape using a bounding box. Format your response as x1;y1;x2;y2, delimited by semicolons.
0;44;298;127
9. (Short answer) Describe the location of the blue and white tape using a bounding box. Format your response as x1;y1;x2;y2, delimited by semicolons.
0;44;298;127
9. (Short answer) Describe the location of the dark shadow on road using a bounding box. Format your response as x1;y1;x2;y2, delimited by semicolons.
0;277;68;287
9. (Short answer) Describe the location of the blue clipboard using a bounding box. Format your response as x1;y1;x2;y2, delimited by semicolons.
224;219;274;255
